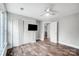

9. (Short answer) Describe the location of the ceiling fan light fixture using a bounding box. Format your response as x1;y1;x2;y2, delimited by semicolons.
41;8;57;17
46;8;50;12
44;13;50;16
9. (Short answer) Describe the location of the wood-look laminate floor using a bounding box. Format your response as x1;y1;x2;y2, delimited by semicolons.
6;41;79;56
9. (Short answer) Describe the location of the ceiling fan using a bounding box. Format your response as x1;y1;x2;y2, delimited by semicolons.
40;4;57;16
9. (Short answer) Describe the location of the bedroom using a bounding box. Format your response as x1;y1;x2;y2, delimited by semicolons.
0;3;79;56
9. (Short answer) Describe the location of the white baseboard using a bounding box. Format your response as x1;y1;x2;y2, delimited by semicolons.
7;41;36;49
59;42;79;49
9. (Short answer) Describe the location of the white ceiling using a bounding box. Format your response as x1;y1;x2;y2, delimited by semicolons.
5;3;79;21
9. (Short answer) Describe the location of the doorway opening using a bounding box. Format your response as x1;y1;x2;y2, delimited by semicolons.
44;21;58;44
44;23;50;42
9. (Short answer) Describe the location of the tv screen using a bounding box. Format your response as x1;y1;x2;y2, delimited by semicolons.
28;24;37;31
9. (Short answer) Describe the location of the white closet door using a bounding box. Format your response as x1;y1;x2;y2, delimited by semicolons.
18;20;24;45
12;19;19;47
49;22;57;43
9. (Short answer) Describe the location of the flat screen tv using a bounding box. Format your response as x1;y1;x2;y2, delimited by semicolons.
28;24;37;31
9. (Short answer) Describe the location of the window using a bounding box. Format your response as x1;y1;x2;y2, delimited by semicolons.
0;12;3;55
0;11;7;55
0;14;1;51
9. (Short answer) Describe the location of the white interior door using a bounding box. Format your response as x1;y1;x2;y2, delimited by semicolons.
12;19;19;47
18;20;24;45
49;21;57;43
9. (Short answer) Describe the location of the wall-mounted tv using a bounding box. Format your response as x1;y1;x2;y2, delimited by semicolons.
28;24;38;31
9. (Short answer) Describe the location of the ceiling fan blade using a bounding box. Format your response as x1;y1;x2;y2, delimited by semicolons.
40;11;47;16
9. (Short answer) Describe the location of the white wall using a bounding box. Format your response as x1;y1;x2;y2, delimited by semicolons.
36;21;41;40
59;13;79;49
8;12;39;48
23;20;36;44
